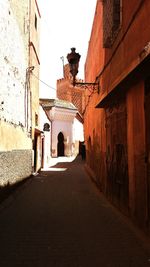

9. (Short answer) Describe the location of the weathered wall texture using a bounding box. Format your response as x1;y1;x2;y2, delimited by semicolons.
127;81;147;226
84;1;106;191
57;64;85;115
0;150;32;186
100;0;150;96
84;0;150;233
0;121;31;152
0;0;32;185
29;0;40;138
28;0;41;173
0;0;29;126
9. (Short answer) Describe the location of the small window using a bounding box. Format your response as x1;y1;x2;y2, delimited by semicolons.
113;0;121;31
103;0;121;48
43;123;50;132
35;14;37;30
35;113;38;126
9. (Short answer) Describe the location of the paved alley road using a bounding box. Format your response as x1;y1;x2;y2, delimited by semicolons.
0;156;150;267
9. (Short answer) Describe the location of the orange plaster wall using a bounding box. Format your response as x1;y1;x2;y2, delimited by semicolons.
84;94;106;190
84;1;106;189
84;0;150;230
127;81;147;227
101;0;150;94
85;0;104;83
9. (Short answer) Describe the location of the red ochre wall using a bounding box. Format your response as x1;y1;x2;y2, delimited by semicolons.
127;81;147;227
84;1;106;191
101;0;150;95
84;0;150;230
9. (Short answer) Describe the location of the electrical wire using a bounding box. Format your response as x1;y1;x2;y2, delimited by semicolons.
31;71;89;99
31;71;90;114
32;72;56;91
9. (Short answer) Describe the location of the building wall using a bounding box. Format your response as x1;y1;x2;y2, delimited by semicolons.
84;0;106;191
57;65;85;156
73;118;84;156
51;120;74;157
85;1;105;83
29;0;40;137
84;0;150;232
57;65;85;115
0;0;29;127
100;0;150;95
39;106;51;168
30;0;40;56
29;0;41;172
0;0;32;185
127;80;147;227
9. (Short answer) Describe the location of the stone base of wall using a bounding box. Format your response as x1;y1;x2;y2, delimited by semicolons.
0;149;32;186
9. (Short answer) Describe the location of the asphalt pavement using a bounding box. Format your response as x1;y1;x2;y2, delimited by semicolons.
0;156;150;267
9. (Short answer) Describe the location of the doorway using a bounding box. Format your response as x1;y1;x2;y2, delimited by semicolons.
33;134;38;172
57;132;65;157
105;98;129;215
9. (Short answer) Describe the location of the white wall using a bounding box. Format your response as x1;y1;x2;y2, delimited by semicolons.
51;120;73;157
0;0;29;126
73;118;84;142
0;0;32;185
39;106;51;167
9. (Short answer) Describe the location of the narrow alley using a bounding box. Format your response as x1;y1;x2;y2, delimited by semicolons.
0;156;149;267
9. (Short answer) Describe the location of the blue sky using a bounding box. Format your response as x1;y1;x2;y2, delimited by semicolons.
38;0;97;98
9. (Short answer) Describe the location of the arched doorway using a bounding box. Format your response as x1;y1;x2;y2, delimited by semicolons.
57;132;65;156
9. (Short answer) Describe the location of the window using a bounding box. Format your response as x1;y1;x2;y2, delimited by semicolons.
43;123;50;132
35;14;37;30
35;113;38;126
103;0;121;48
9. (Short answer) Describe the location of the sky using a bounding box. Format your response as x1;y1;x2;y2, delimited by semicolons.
38;0;97;98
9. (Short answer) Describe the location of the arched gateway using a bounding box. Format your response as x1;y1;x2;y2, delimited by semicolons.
57;132;65;156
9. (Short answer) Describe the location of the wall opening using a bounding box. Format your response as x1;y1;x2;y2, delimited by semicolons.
57;132;65;157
